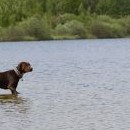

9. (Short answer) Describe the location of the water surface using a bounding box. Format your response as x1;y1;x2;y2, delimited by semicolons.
0;39;130;130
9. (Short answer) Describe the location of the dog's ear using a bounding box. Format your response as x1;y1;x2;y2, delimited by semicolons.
21;63;26;72
17;62;25;72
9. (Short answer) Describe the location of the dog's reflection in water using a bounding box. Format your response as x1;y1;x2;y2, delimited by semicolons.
0;94;30;114
0;94;23;103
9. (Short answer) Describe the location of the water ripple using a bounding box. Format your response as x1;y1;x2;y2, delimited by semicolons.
0;39;130;130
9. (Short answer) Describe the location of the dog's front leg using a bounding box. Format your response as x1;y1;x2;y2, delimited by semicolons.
11;90;20;95
8;85;18;95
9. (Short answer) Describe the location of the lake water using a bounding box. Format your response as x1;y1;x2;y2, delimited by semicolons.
0;39;130;130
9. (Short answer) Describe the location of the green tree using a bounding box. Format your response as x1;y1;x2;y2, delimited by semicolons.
82;0;99;13
96;0;130;16
46;0;82;15
0;0;44;27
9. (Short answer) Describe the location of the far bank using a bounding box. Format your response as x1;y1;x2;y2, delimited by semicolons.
0;14;130;42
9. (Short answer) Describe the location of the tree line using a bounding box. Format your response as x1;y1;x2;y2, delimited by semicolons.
0;0;130;41
0;0;130;27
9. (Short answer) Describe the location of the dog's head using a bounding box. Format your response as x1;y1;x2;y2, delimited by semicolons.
17;62;33;74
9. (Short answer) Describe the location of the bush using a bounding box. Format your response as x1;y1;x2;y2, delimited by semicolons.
0;27;4;41
110;23;126;37
57;13;78;24
90;21;112;38
54;20;87;39
18;16;52;40
121;16;130;36
3;26;26;41
90;19;126;38
66;20;87;38
97;15;116;24
55;24;69;35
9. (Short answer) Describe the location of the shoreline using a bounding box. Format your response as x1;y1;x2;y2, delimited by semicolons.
0;38;129;43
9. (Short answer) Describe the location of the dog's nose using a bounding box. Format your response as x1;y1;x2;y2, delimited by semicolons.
30;67;33;71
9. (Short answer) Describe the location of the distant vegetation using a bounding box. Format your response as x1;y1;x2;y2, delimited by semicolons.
0;0;130;41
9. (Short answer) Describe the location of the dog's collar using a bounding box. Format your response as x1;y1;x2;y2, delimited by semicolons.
14;68;23;79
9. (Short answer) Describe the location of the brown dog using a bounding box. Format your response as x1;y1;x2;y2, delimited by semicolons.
0;62;33;95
